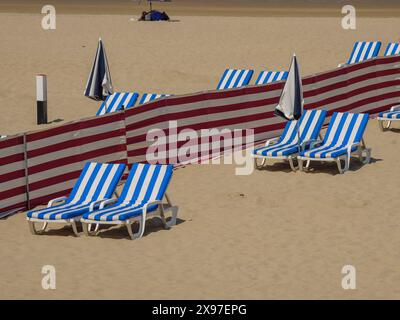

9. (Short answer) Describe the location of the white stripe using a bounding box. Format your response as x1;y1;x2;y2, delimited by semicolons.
70;163;96;203
228;70;241;89
219;69;233;90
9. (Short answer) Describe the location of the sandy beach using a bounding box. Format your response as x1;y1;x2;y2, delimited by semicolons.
1;1;400;299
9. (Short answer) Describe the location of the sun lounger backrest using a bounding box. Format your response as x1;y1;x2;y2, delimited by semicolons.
96;92;139;116
322;112;369;146
68;162;126;204
278;109;326;144
384;42;400;56
216;69;254;90
119;163;173;205
139;93;171;105
347;41;381;64
255;71;288;85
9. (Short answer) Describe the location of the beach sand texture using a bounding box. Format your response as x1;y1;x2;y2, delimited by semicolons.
1;3;400;299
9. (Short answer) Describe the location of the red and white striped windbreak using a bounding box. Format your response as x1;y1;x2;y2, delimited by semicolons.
1;55;400;217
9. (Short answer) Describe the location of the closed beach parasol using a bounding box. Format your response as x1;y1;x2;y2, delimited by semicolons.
84;38;113;101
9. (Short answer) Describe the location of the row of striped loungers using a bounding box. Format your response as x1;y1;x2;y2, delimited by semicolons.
252;110;371;174
26;162;178;240
97;92;171;116
339;41;400;66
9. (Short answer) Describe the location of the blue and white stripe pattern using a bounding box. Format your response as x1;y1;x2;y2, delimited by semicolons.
27;162;125;220
255;71;288;85
347;41;381;64
139;93;171;105
378;110;400;119
300;112;369;159
252;109;326;157
216;69;254;90
96;92;139;116
83;163;173;222
384;42;400;56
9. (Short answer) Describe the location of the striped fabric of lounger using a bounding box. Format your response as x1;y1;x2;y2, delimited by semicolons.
216;69;254;90
377;105;400;131
252;109;326;171
81;163;177;240
255;71;288;85
139;93;170;105
384;42;400;56
96;92;139;116
298;112;371;173
26;162;126;235
345;41;382;65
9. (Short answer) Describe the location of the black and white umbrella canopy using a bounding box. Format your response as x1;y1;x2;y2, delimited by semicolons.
84;38;113;101
274;54;303;121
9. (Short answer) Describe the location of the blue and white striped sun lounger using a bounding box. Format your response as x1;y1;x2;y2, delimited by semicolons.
216;69;254;90
139;93;171;105
96;92;139;116
252;109;327;171
255;71;288;85
298;112;371;174
377;105;400;131
26;162;125;236
81;163;177;240
384;42;400;56
339;41;382;67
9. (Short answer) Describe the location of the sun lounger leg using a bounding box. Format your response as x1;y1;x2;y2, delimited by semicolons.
379;120;391;131
126;215;146;240
288;157;297;171
82;222;99;236
254;158;266;170
70;220;80;237
336;158;345;174
28;220;48;235
298;159;304;171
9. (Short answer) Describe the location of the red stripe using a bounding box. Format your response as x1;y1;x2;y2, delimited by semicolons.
28;129;125;158
0;136;24;149
29;170;81;192
304;69;400;99
0;185;27;201
29;189;73;208
307;80;400;109
125;98;279;132
0;153;24;166
27;112;123;142
0;201;27;214
28;144;126;175
0;169;26;184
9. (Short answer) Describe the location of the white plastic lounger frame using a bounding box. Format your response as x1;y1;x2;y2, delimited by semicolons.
26;162;125;236
338;41;381;67
251;109;327;171
377;105;400;131
298;112;371;174
80;163;177;240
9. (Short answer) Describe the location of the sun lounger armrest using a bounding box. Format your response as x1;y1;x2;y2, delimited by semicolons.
390;105;400;112
142;200;163;214
300;139;322;150
98;198;118;210
265;137;280;146
347;142;361;155
48;197;68;208
89;199;110;212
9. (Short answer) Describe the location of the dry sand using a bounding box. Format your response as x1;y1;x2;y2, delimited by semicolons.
1;9;400;299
